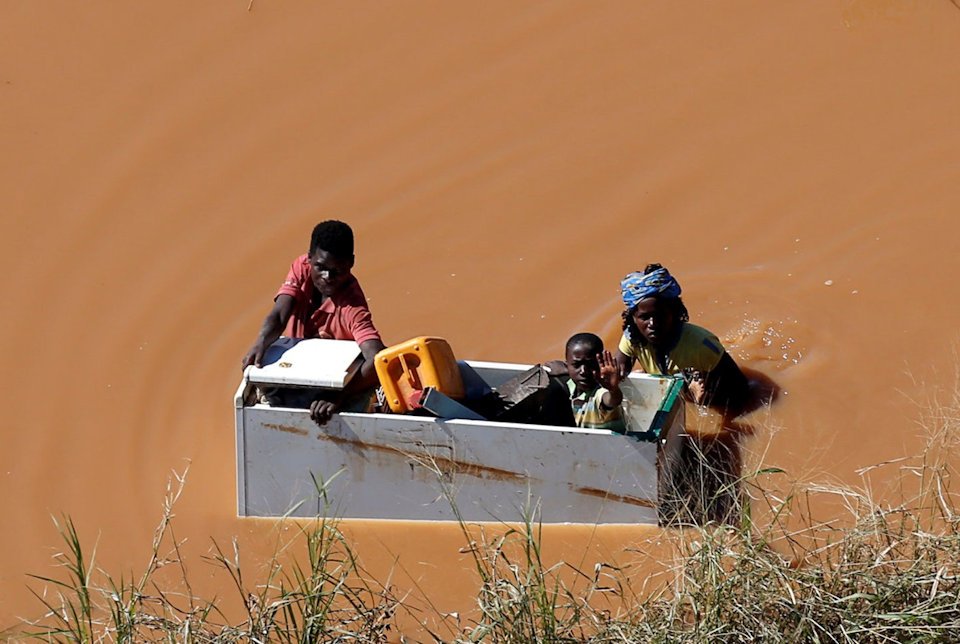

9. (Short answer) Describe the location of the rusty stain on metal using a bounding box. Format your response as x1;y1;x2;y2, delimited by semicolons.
421;454;528;482
316;430;389;449
572;484;656;508
316;431;528;482
262;423;309;436
403;441;455;452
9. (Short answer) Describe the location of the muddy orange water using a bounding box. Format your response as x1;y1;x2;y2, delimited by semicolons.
2;0;960;635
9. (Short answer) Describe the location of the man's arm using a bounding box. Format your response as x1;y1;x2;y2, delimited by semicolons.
348;338;386;392
338;301;385;393
311;338;385;426
241;294;296;369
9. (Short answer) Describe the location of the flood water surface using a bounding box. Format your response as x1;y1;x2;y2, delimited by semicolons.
2;0;960;633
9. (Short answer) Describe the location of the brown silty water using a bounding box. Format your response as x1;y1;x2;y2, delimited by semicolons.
2;0;959;634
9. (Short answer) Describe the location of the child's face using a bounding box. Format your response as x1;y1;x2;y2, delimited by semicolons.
566;343;600;392
309;249;354;296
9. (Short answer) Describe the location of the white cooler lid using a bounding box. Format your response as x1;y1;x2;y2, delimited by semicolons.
246;338;362;389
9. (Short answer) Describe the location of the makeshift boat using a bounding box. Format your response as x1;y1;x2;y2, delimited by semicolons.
234;338;685;525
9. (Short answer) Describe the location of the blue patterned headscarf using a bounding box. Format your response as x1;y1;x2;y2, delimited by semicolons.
620;267;682;310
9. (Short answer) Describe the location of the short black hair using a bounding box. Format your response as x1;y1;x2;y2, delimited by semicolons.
621;263;689;347
566;332;604;355
309;220;354;258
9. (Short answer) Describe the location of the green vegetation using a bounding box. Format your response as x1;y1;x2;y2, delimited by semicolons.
22;470;398;642
21;395;960;642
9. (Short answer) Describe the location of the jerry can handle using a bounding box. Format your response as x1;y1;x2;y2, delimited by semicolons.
398;353;422;391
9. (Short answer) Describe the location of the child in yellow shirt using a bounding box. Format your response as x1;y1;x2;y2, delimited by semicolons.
564;333;626;432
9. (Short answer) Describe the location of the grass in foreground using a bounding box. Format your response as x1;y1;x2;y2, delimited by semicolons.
22;468;398;642
21;391;960;641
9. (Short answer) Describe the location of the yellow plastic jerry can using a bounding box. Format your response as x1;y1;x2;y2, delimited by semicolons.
375;337;465;413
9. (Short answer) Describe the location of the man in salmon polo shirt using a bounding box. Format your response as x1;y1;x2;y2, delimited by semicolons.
242;220;386;425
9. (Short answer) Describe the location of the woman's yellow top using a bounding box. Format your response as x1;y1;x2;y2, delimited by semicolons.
617;322;724;376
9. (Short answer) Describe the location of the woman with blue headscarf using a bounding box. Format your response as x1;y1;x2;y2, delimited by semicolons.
617;264;748;410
